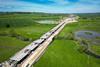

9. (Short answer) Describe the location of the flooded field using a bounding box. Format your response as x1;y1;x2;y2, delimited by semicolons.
74;30;100;57
36;20;59;24
75;30;100;45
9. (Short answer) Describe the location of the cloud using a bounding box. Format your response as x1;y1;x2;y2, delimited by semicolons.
79;0;100;5
49;0;70;5
0;0;100;13
0;0;42;11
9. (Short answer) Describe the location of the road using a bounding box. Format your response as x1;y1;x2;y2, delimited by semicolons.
18;17;77;67
0;15;78;67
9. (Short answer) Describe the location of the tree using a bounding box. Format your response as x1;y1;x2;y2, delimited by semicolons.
6;24;10;28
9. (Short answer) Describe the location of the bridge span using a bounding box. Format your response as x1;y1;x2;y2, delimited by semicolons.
0;15;78;67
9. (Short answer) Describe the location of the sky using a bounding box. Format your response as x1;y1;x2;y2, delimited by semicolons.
0;0;100;13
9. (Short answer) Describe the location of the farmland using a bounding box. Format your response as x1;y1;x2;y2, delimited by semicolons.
34;13;100;67
0;12;100;67
0;12;63;62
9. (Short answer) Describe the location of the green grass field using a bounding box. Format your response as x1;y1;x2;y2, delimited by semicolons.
34;40;100;67
0;13;57;62
0;13;100;67
0;36;29;62
0;24;55;62
34;13;100;67
34;22;100;67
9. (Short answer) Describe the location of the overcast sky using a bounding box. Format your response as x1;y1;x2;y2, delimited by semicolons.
0;0;100;13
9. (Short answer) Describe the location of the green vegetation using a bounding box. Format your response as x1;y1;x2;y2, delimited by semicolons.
34;13;100;67
0;14;55;28
0;36;29;62
0;12;67;28
34;40;100;67
34;21;100;67
0;12;100;67
91;45;100;55
85;32;93;35
96;36;100;40
0;13;60;62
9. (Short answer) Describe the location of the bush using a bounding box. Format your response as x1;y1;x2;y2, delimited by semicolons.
66;32;74;40
6;24;10;28
78;45;87;53
9;29;17;37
